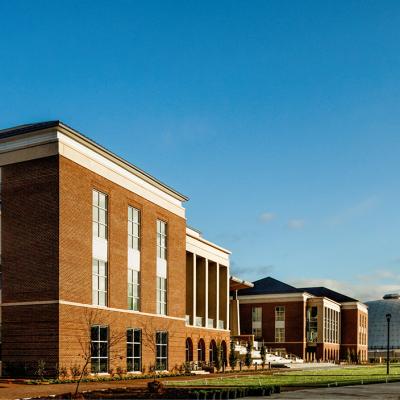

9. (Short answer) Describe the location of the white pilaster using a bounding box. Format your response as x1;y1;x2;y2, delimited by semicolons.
216;263;220;328
226;267;230;330
205;258;208;327
192;254;196;326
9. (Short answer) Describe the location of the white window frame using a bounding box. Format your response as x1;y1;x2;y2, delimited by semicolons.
155;331;168;371
92;190;108;239
128;206;140;250
156;220;167;260
92;259;108;306
91;325;108;373
127;328;141;372
156;276;167;315
128;269;140;311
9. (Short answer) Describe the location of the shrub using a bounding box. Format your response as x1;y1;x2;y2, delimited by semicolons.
229;341;237;370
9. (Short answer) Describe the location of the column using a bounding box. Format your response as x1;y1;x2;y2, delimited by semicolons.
192;253;196;326
216;264;220;328
204;258;208;327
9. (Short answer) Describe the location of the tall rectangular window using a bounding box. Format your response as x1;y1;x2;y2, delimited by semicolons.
156;220;167;259
275;306;285;321
91;326;108;373
128;207;140;250
275;327;285;343
93;190;108;239
155;331;168;370
156;277;167;315
128;269;140;311
93;259;108;306
275;306;285;343
127;328;141;372
252;306;262;338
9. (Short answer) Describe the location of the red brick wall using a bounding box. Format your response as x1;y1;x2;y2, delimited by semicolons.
2;156;59;302
239;300;306;358
58;156;186;317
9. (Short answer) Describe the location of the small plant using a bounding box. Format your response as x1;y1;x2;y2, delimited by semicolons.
245;341;253;369
116;366;125;377
260;345;266;369
35;359;46;381
70;364;81;380
59;365;69;380
229;341;237;370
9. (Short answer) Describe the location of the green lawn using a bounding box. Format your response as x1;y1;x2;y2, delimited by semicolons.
167;365;400;388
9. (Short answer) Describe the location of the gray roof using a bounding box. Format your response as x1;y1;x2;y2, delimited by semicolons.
238;276;301;296
0;121;188;202
298;286;357;303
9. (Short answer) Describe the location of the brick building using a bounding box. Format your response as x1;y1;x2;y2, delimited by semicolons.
236;277;368;362
0;121;231;376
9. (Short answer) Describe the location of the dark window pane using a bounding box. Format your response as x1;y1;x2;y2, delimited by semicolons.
100;327;108;341
127;359;133;371
91;326;98;341
134;329;141;342
127;343;133;357
127;329;133;343
100;360;108;373
100;342;108;357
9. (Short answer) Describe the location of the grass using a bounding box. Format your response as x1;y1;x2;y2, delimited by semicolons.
166;365;400;388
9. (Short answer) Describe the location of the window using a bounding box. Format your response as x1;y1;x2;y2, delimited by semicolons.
275;306;285;321
275;306;285;343
275;327;285;342
128;269;140;311
306;306;318;343
93;259;107;306
156;277;167;315
127;329;141;372
156;220;167;259
93;190;108;239
91;326;108;373
128;207;140;250
155;331;168;370
252;307;262;322
252;307;262;338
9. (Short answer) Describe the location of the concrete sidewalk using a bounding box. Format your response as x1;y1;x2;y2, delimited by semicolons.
269;381;400;399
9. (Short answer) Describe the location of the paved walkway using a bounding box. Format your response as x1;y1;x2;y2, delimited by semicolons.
269;382;400;399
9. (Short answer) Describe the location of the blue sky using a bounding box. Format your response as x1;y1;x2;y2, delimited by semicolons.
1;0;400;300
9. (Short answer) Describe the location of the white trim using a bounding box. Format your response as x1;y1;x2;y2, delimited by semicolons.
186;238;229;266
0;130;58;153
237;292;312;303
341;302;368;313
2;300;186;321
58;132;185;217
186;325;230;333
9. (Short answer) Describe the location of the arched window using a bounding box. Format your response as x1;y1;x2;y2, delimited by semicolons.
197;339;205;362
221;340;227;366
209;340;217;363
185;338;193;362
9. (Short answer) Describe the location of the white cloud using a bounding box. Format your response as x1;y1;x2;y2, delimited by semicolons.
327;195;378;226
289;269;400;302
287;219;305;230
259;212;276;223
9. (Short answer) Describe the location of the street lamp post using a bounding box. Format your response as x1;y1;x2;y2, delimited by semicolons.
386;313;391;375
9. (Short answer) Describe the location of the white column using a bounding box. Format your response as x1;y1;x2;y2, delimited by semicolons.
226;266;230;330
192;253;196;326
205;258;208;328
216;263;220;329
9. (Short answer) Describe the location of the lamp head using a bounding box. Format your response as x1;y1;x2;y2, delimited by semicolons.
386;313;392;322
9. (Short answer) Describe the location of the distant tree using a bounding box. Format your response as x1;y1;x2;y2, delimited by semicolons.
245;341;253;369
214;342;223;372
229;341;238;370
260;345;266;370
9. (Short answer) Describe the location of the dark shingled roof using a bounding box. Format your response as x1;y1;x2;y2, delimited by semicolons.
238;276;301;296
299;286;357;303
